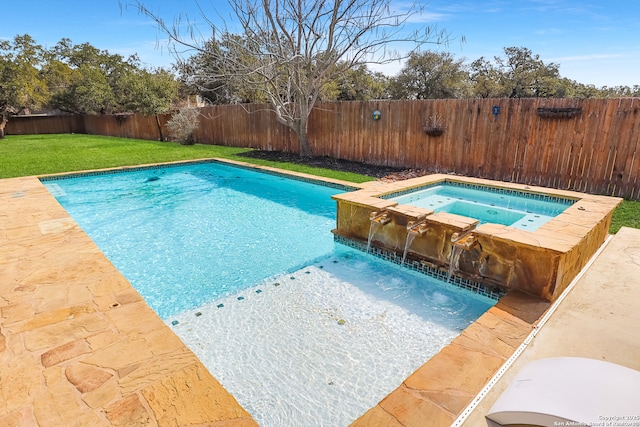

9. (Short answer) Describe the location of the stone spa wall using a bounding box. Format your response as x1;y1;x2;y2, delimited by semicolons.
332;175;622;302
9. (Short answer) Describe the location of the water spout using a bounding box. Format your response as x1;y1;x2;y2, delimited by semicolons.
479;255;489;277
401;216;430;265
369;210;391;225
447;232;479;282
461;234;479;249
366;210;391;253
401;230;418;265
450;231;466;243
406;214;429;233
447;243;463;283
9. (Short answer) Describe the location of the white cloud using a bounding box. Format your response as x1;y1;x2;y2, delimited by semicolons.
406;11;450;24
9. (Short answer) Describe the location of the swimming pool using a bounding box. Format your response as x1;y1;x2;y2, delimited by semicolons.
388;183;574;231
42;162;494;426
44;162;340;318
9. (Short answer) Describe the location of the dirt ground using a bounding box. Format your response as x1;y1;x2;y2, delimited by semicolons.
238;150;432;182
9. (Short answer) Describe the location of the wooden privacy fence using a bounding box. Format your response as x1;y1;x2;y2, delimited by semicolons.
306;98;640;200
6;98;640;199
5;114;86;135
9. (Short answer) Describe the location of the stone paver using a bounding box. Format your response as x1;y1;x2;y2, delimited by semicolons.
0;176;257;426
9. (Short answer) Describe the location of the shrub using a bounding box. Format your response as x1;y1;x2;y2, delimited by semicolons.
166;108;200;145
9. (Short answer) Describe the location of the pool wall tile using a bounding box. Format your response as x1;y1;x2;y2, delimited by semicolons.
379;179;576;206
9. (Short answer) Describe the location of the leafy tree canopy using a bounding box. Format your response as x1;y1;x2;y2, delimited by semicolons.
0;35;48;136
176;35;640;105
0;34;178;137
390;46;639;100
390;51;470;99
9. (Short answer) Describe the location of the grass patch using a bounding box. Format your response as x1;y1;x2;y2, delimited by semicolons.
610;200;640;234
0;134;373;183
227;156;373;183
0;134;249;178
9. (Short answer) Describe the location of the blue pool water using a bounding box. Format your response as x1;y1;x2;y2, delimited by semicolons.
42;162;495;426
390;183;573;231
44;162;340;319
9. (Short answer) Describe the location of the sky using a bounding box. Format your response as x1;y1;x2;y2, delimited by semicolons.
3;0;639;88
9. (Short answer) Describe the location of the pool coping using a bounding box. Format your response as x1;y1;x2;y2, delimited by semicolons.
0;158;584;426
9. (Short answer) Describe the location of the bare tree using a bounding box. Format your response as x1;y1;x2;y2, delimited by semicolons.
128;0;449;157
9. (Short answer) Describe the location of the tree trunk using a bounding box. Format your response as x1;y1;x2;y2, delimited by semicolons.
296;104;313;158
274;109;314;158
297;128;313;158
0;116;7;139
155;115;164;141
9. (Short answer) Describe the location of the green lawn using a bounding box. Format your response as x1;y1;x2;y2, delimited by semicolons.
1;133;637;234
0;134;372;183
610;199;640;234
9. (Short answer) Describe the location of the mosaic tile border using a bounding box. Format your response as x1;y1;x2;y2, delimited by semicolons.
39;159;358;192
334;235;505;301
38;159;209;181
225;161;358;191
380;179;576;206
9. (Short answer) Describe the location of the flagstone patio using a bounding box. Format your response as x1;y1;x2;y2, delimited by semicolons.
2;163;637;426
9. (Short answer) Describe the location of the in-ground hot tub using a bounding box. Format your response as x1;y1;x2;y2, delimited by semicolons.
332;174;622;301
387;181;574;231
